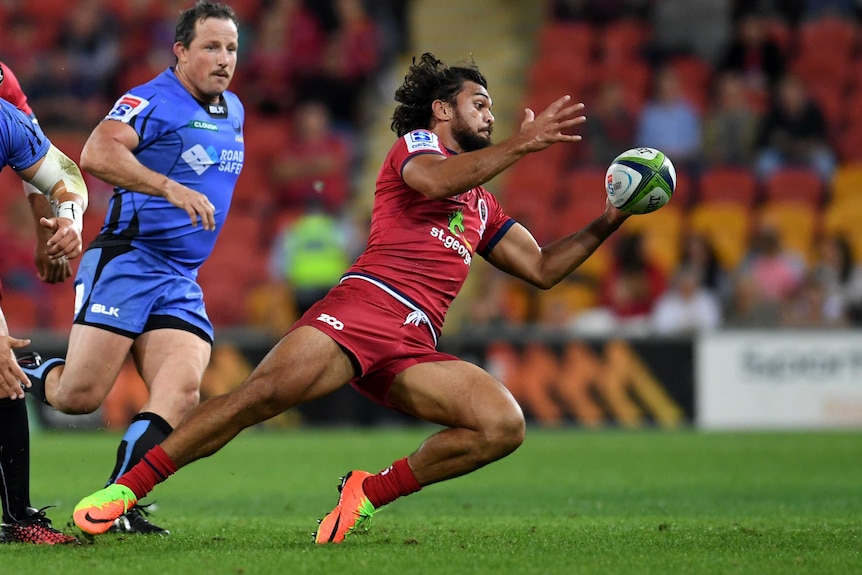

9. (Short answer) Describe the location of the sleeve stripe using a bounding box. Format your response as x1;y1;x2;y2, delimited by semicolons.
478;218;515;257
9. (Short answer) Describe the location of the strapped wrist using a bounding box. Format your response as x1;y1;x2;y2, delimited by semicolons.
55;201;83;233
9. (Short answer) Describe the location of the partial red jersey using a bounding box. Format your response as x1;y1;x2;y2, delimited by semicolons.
0;62;34;117
346;129;515;335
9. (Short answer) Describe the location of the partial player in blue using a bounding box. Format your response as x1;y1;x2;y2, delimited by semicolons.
0;86;89;544
19;1;244;535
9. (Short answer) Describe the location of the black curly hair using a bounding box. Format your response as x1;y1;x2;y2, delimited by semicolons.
390;53;488;137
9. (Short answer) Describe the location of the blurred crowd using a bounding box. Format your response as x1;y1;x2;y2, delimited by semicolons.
3;0;862;337
479;0;862;335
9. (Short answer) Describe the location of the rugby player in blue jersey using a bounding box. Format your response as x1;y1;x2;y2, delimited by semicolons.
0;94;88;544
19;1;243;535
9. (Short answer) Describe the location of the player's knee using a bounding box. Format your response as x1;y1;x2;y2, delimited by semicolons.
479;405;526;460
50;389;102;415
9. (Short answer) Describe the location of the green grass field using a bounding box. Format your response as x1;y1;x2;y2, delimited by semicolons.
4;427;860;574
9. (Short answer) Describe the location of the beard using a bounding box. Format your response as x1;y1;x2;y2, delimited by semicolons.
451;112;492;152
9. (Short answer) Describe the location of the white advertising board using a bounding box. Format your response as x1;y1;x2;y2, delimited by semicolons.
697;331;862;429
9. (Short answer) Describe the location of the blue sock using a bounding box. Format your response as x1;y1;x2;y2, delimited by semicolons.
20;358;65;406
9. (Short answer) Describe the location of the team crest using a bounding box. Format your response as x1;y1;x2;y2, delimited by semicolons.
107;94;150;123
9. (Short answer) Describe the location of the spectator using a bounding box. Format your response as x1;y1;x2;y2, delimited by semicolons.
271;100;354;213
268;200;357;318
243;0;325;115
753;73;837;182
303;0;381;126
679;231;731;300
719;11;785;94
573;232;665;334
810;234;862;324
702;72;761;167
781;271;847;327
635;65;702;174
583;80;635;167
651;0;732;64
651;265;722;334
736;221;806;304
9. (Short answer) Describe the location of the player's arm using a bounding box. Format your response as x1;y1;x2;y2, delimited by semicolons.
486;199;629;290
0;305;30;400
17;144;89;261
27;191;73;282
80;120;216;230
403;96;586;200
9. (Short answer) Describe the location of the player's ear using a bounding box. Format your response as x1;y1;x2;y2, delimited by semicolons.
172;42;187;63
431;99;451;122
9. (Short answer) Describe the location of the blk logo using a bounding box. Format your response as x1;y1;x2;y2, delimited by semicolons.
91;303;120;318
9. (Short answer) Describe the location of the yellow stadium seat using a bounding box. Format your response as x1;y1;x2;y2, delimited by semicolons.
757;201;819;263
621;204;684;275
830;164;862;206
687;203;753;269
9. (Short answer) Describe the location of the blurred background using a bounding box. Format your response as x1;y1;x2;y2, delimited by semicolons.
2;0;862;431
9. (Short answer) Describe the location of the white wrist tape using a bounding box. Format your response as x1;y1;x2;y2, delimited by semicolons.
56;201;83;233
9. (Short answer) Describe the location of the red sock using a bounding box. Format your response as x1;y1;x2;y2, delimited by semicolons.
361;457;421;508
116;445;178;499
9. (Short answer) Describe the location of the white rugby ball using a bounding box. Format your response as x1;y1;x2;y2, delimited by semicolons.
605;147;676;215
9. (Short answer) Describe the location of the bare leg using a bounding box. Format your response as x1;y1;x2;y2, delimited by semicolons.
387;360;526;486
161;327;355;467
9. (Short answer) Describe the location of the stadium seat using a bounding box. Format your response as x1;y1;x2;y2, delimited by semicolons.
822;201;862;262
757;201;819;262
763;168;825;206
687;203;752;269
598;19;652;63
555;167;608;231
697;167;759;206
536;21;595;61
798;16;857;59
669;55;713;113
620;204;684;275
830;163;862;206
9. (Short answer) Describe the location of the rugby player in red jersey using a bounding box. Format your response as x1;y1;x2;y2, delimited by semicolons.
74;53;632;543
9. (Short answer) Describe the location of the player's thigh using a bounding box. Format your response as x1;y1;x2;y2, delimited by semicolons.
233;326;356;412
61;324;134;403
132;328;211;395
388;360;524;430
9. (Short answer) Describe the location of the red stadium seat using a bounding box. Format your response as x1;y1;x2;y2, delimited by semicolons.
697;167;759;206
536;22;595;61
798;16;857;59
763;168;825;206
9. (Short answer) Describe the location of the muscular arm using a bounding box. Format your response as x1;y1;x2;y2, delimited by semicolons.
80;120;216;230
403;96;585;200
487;200;630;290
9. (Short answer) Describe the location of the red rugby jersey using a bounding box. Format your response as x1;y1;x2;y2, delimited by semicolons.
0;62;34;117
346;129;515;335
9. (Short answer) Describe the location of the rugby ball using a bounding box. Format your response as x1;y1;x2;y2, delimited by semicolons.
605;148;676;215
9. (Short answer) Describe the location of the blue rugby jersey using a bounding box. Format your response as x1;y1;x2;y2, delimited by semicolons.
0;97;49;172
91;67;245;271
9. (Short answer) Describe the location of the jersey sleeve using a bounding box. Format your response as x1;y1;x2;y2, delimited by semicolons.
476;191;515;258
391;129;446;177
104;91;173;146
0;101;50;171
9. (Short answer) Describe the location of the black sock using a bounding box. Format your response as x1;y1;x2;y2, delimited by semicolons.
0;398;31;523
106;412;173;486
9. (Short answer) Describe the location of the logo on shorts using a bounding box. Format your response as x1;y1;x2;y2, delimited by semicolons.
316;313;344;330
91;303;120;318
